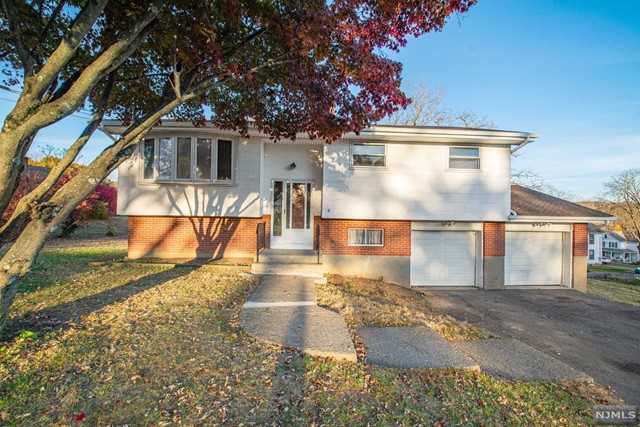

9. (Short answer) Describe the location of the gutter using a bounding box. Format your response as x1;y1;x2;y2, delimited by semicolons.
510;135;531;154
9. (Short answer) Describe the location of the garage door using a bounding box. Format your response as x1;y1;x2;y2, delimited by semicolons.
411;231;477;286
505;232;563;286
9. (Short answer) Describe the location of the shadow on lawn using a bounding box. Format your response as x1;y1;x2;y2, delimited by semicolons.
3;261;199;341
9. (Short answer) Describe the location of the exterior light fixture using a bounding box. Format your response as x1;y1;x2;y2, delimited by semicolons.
289;162;297;170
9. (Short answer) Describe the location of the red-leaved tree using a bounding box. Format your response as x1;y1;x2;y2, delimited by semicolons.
0;0;476;327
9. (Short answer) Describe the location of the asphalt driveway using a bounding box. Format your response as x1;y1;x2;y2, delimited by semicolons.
423;289;640;404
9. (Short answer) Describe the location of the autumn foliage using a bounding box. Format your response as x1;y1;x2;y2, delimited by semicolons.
2;164;117;228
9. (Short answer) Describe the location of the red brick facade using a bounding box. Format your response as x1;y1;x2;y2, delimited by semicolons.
572;223;588;256
483;222;505;257
319;219;411;256
128;216;270;259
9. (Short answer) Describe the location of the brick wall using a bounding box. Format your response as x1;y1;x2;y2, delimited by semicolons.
128;216;270;259
483;222;505;257
319;219;411;256
573;223;588;257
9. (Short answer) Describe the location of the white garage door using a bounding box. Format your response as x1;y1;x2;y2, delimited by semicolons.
411;231;477;286
505;232;563;286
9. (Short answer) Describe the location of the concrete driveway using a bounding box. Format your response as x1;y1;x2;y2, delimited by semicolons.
423;289;640;405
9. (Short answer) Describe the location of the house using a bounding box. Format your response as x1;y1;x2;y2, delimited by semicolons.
104;121;615;290
588;225;639;264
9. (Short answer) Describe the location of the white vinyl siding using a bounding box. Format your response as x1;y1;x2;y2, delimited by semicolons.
505;232;563;286
410;231;477;286
323;142;511;221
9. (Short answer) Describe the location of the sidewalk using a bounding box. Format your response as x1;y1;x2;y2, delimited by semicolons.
239;274;357;362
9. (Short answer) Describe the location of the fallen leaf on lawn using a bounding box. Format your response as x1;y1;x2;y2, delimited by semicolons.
75;412;86;421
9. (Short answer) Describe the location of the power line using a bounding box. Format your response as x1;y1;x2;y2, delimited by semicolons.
0;94;94;121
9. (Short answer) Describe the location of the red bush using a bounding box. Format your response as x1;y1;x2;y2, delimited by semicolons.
1;167;117;224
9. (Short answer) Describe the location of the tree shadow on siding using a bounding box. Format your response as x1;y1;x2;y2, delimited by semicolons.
166;187;259;259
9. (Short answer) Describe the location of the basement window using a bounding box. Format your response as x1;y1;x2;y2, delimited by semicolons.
348;228;384;246
449;147;480;169
141;136;234;183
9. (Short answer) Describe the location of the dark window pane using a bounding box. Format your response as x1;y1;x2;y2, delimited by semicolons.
306;182;312;229
143;138;154;179
176;137;192;179
285;182;291;229
353;155;385;166
217;139;232;180
273;181;283;237
158;137;173;179
291;183;306;229
196;138;212;180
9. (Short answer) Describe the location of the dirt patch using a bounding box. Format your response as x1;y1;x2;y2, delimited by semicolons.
316;275;494;342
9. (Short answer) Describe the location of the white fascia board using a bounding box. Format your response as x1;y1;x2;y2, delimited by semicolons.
510;215;617;224
101;120;538;146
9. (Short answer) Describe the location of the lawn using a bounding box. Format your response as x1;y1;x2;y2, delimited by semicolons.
588;264;637;274
0;241;619;425
588;279;640;307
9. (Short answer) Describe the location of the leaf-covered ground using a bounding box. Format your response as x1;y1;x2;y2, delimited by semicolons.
317;275;494;341
0;243;619;426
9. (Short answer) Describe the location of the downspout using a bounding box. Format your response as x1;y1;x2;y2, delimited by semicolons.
511;135;531;154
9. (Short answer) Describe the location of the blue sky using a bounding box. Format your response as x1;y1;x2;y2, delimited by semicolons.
1;0;638;199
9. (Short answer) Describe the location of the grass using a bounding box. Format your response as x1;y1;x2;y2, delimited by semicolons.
317;275;495;341
588;265;638;274
588;279;640;307
0;241;621;425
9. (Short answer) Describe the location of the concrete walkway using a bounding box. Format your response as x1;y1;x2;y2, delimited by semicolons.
240;275;357;362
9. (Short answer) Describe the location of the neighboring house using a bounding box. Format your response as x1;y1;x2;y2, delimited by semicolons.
588;225;639;264
104;121;614;290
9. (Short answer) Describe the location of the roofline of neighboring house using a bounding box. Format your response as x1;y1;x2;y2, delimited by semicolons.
509;215;617;224
100;120;539;147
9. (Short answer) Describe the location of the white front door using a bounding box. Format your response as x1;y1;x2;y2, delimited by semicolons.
271;180;314;249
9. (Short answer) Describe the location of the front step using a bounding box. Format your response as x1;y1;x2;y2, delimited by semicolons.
255;249;319;264
251;262;325;278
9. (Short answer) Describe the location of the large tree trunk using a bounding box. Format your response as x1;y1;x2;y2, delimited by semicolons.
0;129;148;329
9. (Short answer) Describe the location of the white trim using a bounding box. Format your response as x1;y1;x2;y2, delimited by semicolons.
411;222;483;232
509;216;616;224
505;223;571;232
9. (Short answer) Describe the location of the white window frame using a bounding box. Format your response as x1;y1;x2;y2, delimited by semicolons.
448;146;481;170
588;234;594;244
589;249;595;260
139;135;235;184
350;142;387;168
347;228;384;247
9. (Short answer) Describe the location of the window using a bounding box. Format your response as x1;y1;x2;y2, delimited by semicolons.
589;249;595;260
352;143;386;167
196;138;212;180
449;147;480;169
142;138;155;180
348;228;384;246
602;241;605;247
588;234;594;244
140;136;233;183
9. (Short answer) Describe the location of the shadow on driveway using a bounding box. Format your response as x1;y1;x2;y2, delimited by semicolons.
422;289;640;405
